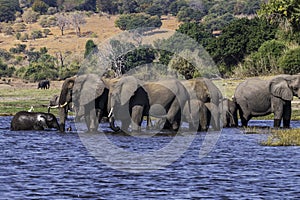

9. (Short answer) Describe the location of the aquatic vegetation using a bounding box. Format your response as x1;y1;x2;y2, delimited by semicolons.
261;129;300;146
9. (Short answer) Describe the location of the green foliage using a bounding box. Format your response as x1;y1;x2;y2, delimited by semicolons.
176;22;213;47
115;13;162;31
206;17;278;74
0;0;21;22
22;62;58;81
0;59;15;77
177;7;205;22
258;0;300;31
31;30;43;39
239;40;287;76
84;39;97;58
9;44;27;54
0;49;12;60
278;47;300;74
32;0;49;14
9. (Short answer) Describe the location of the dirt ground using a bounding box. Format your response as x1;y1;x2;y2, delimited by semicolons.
0;78;63;90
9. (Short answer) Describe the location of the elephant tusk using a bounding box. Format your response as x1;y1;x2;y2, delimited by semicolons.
48;105;59;109
108;107;113;118
60;102;68;108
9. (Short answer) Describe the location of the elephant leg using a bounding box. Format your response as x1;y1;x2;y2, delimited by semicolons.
282;101;291;128
273;99;284;128
131;105;143;132
238;104;250;127
58;107;67;132
166;99;181;131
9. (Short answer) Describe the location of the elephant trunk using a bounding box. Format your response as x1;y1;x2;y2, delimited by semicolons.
108;108;121;132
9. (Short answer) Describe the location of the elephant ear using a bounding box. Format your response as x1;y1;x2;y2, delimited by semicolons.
75;74;105;105
120;76;138;106
269;77;293;101
59;77;75;105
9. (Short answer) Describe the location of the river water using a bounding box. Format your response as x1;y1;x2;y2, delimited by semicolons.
0;116;299;199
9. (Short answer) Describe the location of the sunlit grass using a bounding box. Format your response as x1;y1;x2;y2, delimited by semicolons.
0;87;60;115
261;129;300;146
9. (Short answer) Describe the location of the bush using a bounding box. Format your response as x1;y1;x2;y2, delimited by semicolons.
31;30;43;39
0;59;15;77
239;40;287;76
9;44;27;54
22;8;39;24
278;47;300;74
22;63;58;81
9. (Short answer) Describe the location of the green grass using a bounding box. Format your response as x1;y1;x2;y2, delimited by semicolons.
261;129;300;146
0;88;60;115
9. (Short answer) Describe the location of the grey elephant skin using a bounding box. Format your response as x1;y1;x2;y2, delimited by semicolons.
182;78;223;131
234;74;300;128
58;74;109;132
37;79;50;89
221;98;237;128
11;111;59;131
182;99;208;131
103;76;190;132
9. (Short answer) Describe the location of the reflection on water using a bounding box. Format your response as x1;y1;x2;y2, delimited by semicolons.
0;116;299;199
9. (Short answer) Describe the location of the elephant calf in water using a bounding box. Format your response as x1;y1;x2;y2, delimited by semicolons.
11;111;60;131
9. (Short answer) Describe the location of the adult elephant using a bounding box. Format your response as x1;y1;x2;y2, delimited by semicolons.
38;79;50;89
11;111;59;131
57;74;109;132
182;99;208;132
103;76;190;132
234;74;300;128
182;78;223;131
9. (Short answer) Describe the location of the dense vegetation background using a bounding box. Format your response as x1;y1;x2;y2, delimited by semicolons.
0;0;300;81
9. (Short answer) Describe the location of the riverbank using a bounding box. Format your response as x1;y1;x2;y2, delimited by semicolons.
1;77;300;120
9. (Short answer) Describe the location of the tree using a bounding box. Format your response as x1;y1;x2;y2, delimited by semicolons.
206;17;278;71
32;0;49;14
69;12;86;37
258;0;300;31
115;13;162;31
55;13;69;35
22;8;39;24
84;40;98;58
0;0;21;22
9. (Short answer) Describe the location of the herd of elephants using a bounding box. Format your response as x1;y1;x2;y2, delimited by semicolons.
10;74;300;133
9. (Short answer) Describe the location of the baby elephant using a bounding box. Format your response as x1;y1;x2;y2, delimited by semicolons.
11;111;60;131
221;98;238;128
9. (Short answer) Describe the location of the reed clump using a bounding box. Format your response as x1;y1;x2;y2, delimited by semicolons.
261;129;300;146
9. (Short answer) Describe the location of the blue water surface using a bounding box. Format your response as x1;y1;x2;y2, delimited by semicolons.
0;116;299;199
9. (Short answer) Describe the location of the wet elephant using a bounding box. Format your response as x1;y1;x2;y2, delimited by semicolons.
234;74;300;128
103;76;190;132
221;98;237;128
57;74;109;132
11;111;59;131
182;99;208;132
182;78;223;131
37;79;50;89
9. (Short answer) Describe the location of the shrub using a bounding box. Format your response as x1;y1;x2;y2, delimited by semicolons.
0;59;15;77
13;23;26;32
9;44;27;54
22;63;58;81
22;8;39;24
239;40;287;76
31;30;43;39
278;47;300;74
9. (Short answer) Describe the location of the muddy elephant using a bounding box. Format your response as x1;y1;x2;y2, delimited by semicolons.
103;76;190;132
11;111;59;131
234;74;300;128
182;78;223;131
38;79;50;89
57;74;109;132
221;98;237;128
